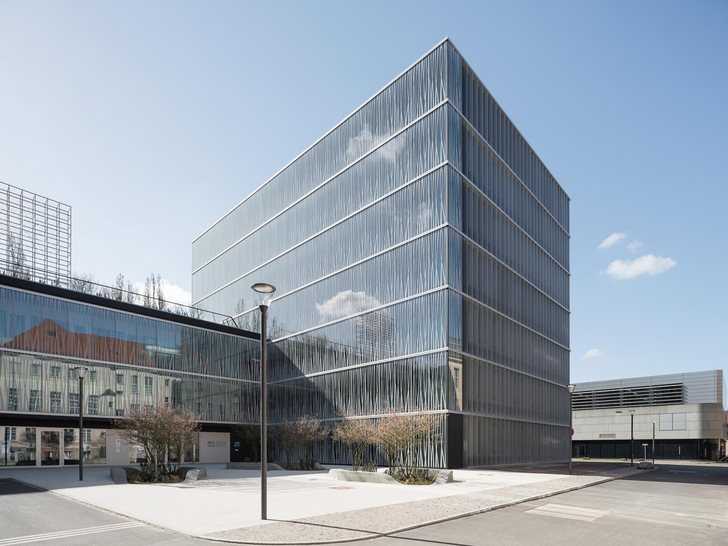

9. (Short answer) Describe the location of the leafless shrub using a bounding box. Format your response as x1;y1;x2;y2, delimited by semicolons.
114;405;200;481
331;414;376;471
374;408;441;480
280;415;327;470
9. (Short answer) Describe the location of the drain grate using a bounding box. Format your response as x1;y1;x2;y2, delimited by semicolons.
329;486;353;490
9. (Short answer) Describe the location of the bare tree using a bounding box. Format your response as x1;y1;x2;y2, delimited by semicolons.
331;414;376;471
125;280;136;304
114;406;200;480
280;415;327;470
70;273;97;294
375;408;441;480
143;272;166;311
111;274;125;301
6;234;29;279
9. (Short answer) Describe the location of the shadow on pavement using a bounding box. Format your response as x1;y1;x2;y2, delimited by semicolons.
0;478;46;496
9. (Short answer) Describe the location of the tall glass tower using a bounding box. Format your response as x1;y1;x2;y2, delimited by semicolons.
192;39;570;467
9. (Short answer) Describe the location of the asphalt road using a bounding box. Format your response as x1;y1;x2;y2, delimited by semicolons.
368;463;728;546
0;478;204;545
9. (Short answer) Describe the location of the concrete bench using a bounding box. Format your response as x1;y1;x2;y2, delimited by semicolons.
329;468;399;484
183;467;207;481
330;468;453;485
110;467;128;484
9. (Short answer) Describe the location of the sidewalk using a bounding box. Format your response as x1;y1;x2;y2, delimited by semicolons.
1;463;645;544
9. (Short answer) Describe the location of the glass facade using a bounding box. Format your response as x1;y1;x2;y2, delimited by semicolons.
192;40;570;467
0;277;259;466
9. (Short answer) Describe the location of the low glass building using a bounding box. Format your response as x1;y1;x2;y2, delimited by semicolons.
0;274;258;467
192;39;571;467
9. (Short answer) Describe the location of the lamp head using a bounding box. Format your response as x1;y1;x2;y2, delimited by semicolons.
629;409;635;415
567;384;576;394
251;283;276;295
75;366;88;379
252;283;276;306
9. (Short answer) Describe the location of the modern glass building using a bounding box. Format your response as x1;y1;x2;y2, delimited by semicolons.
192;39;571;467
0;273;259;467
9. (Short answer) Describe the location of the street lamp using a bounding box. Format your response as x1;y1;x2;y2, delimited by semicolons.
617;409;636;466
629;409;635;466
252;282;276;521
74;366;88;481
652;419;656;465
568;384;575;474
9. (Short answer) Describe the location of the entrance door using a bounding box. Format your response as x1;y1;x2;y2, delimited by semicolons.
40;430;60;466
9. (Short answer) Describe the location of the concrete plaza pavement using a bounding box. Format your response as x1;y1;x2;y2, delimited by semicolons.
0;462;646;544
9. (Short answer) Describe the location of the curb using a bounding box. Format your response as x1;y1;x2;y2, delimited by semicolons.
192;468;649;545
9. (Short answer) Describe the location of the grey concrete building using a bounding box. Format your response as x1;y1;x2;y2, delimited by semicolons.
571;370;727;461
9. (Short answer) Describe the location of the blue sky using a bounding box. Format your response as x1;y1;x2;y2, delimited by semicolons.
0;1;726;383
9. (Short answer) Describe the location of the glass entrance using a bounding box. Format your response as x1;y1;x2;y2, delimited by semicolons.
40;430;60;466
63;428;80;465
1;427;36;466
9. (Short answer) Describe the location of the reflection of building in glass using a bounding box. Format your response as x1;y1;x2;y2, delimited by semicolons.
0;273;258;467
0;181;71;286
355;309;395;360
192;39;570;467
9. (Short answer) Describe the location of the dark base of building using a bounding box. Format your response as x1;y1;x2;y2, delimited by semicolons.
572;439;724;461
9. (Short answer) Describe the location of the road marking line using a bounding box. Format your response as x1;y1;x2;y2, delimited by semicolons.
0;522;145;545
526;503;610;522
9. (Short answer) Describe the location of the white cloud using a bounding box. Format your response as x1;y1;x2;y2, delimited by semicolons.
346;124;403;163
604;254;676;280
316;290;381;320
161;280;192;306
132;279;191;306
415;202;433;232
581;348;604;360
627;240;644;254
598;232;626;249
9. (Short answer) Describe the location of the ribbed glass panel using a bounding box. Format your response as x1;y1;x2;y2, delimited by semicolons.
270;290;448;379
195;165;451;317
464;416;568;466
455;116;569;270
457;176;569;308
193;105;449;302
449;229;569;346
192;43;448;270
459;354;568;424
446;41;463;111
269;352;449;421
252;229;447;337
269;413;446;469
448;290;568;385
459;64;569;230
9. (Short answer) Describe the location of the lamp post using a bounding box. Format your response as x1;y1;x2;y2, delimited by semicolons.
568;384;575;474
652;419;656;464
252;282;276;521
615;409;636;466
629;409;635;466
74;366;88;481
